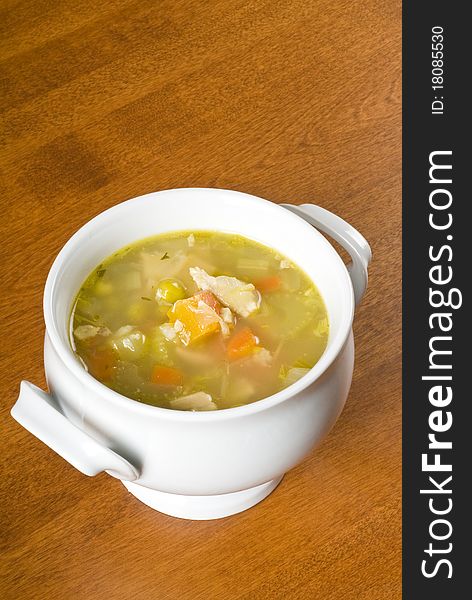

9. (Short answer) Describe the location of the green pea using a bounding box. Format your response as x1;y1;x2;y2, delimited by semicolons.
155;278;186;304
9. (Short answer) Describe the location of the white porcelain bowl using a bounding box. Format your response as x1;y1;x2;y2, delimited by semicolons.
11;188;371;519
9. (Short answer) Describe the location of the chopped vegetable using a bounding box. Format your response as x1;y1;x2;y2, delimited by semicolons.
262;292;318;338
226;326;259;361
254;275;282;293
155;278;186;304
187;234;195;247
293;358;311;368
167;296;221;345
279;366;310;386
151;365;183;386
225;377;255;404
95;281;113;296
112;327;146;360
170;392;217;411
236;257;269;273
189;267;261;317
313;317;329;337
74;325;111;341
150;328;174;365
86;347;117;381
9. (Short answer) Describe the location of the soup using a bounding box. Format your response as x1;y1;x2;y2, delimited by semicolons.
71;231;329;410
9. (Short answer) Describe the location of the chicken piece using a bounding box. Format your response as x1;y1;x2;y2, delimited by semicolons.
189;267;261;318
170;392;217;411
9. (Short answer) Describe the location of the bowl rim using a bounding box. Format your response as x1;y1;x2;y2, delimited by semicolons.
44;187;355;421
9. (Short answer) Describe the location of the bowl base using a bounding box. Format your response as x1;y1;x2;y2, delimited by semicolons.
122;476;284;520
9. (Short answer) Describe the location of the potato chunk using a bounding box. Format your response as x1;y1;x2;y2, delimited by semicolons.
189;267;261;317
170;392;217;411
111;326;146;360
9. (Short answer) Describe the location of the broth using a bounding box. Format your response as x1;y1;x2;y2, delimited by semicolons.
71;231;329;410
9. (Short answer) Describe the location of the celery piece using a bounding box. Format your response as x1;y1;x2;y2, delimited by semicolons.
313;317;329;338
285;367;310;386
236;258;269;274
149;328;174;366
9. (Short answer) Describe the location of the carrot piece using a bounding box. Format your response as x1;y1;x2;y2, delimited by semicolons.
254;275;282;293
226;326;259;361
195;290;221;314
86;347;117;381
151;365;183;386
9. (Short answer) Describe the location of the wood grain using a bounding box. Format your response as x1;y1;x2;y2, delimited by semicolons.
0;1;401;598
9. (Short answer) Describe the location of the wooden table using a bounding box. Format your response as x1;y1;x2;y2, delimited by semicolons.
0;1;401;598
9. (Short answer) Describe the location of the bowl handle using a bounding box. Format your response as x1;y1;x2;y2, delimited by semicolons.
11;381;139;481
281;203;372;305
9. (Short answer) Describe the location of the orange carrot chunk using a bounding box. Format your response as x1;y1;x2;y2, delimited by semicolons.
226;326;259;361
151;365;183;386
254;275;282;293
